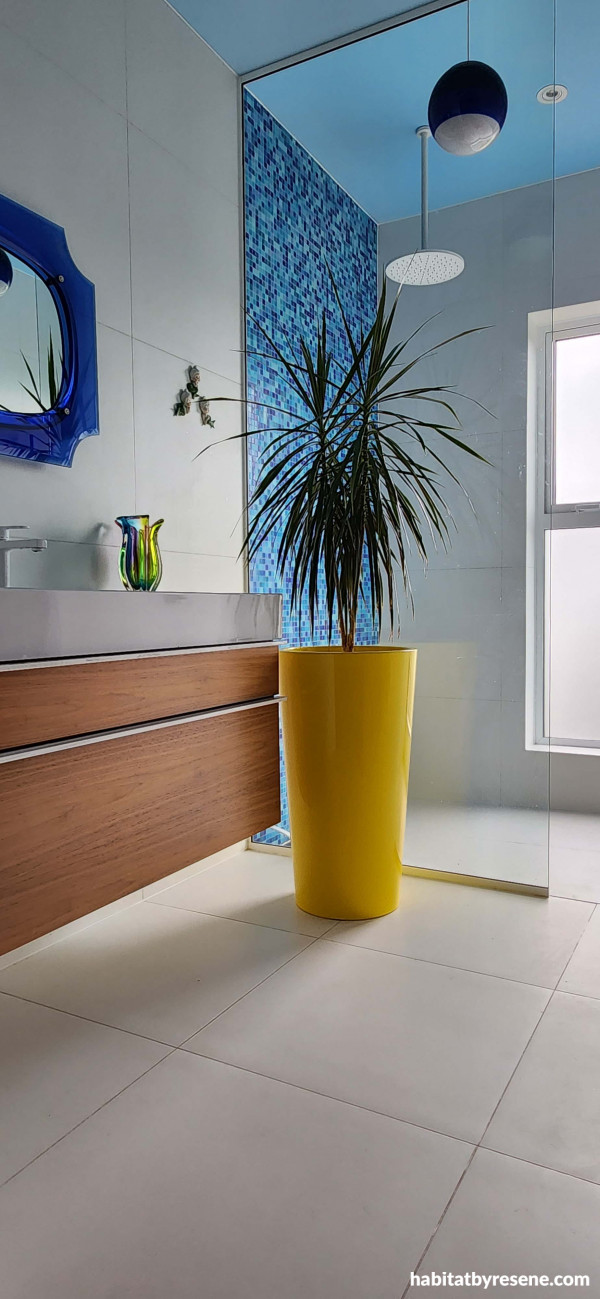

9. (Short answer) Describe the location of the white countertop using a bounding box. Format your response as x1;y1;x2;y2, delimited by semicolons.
0;590;282;664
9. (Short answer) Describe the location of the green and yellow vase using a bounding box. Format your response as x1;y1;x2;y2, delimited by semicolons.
115;515;163;592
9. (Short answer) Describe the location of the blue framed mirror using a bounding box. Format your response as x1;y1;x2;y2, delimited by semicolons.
0;192;98;467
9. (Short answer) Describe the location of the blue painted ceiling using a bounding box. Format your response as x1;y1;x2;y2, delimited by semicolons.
169;0;599;224
248;0;599;223
167;0;422;75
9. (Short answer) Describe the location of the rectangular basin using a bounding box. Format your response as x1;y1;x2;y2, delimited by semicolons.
0;590;282;663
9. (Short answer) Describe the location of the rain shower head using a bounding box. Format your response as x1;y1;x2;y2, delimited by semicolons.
385;247;464;286
386;127;464;287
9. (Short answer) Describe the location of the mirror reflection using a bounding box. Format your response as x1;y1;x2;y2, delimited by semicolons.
0;250;63;416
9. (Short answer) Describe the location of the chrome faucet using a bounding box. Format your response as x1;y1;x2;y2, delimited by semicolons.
0;526;48;588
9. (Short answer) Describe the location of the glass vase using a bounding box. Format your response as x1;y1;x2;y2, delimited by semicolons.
115;515;163;592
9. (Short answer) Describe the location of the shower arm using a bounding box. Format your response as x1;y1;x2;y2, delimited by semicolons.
417;125;430;252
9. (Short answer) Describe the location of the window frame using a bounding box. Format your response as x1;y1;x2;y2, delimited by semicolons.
527;301;600;756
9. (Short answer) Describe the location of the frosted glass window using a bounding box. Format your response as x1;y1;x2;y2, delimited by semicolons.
546;527;600;744
554;333;600;504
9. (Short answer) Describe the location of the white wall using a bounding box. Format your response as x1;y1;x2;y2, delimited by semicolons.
0;0;245;593
379;167;600;815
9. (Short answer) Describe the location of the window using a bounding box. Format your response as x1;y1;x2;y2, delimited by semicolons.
527;302;600;754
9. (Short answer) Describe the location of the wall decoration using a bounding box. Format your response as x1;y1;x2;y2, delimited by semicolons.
244;90;378;844
173;364;215;427
115;515;163;592
0;191;98;466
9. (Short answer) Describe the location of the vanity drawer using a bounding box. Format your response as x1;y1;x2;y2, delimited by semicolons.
0;644;279;751
0;699;281;956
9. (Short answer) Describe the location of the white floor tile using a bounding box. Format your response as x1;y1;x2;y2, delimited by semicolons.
550;845;600;903
483;992;600;1182
0;903;311;1046
150;850;334;937
0;1052;472;1299
330;877;592;987
186;941;549;1143
407;1148;600;1294
551;811;600;854
404;803;549;888
0;993;167;1185
559;907;600;999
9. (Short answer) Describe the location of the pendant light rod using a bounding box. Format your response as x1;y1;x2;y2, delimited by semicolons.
416;125;430;250
466;0;470;60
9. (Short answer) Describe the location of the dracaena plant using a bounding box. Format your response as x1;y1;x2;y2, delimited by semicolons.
202;272;486;652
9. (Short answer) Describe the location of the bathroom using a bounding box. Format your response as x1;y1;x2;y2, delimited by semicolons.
0;0;599;1294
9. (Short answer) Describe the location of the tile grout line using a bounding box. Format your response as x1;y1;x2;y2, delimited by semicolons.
177;1046;476;1148
100;317;244;388
474;1142;600;1191
2;894;596;1217
552;901;598;991
0;987;175;1049
401;989;555;1294
398;905;600;1291
145;894;337;939
400;1148;479;1299
125;117;241;213
0;1044;179;1194
0;926;318;1052
0;941;325;1191
318;930;563;987
0;11;129;123
36;536;245;560
123;1;138;512
175;935;323;1046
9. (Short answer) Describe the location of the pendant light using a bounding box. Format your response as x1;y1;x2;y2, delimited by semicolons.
428;0;507;156
386;127;464;287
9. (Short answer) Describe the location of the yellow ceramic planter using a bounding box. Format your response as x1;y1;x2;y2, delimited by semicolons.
280;645;417;920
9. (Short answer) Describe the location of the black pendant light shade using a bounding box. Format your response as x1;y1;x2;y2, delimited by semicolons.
0;248;13;297
428;60;508;155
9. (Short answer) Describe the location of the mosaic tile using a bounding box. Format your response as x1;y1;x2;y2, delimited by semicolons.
244;92;378;840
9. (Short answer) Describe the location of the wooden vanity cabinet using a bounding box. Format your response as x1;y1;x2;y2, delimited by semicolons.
0;645;281;956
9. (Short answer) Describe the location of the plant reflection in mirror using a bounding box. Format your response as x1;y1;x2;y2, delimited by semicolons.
18;331;64;412
200;269;490;652
0;330;66;446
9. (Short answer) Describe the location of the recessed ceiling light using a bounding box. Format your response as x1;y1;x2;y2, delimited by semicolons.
537;84;568;104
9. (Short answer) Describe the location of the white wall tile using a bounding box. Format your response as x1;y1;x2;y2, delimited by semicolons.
0;26;131;334
9;538;121;591
401;567;502;704
408;696;502;807
0;0;127;114
500;428;527;569
128;126;242;383
382;167;600;833
396;431;501;574
125;0;239;205
0;5;244;597
500;700;550;811
159;550;244;594
499;566;526;703
132;341;244;558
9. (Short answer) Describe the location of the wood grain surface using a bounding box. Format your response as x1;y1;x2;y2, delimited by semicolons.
0;645;279;751
0;702;280;955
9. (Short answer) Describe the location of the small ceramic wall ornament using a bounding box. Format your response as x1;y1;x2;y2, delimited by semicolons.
173;364;215;427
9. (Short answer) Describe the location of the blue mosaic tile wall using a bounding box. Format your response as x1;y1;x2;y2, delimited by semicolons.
244;91;378;845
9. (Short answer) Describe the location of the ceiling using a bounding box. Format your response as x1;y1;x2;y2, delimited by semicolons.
167;0;600;225
247;0;600;223
167;0;424;75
